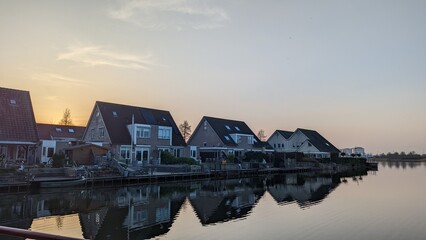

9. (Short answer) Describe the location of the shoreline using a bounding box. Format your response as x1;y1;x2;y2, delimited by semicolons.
0;162;376;193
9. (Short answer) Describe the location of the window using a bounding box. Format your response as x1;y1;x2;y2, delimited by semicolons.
247;136;253;144
9;99;16;105
136;126;150;138
237;136;242;143
99;127;105;137
120;146;131;159
143;150;149;161
112;111;117;117
0;146;7;158
224;136;230;141
156;207;169;222
158;127;171;139
47;148;54;158
191;149;197;158
325;143;330;146
174;149;181;158
55;128;62;132
235;126;240;131
16;146;26;160
203;121;207;130
225;125;231;130
274;144;276;148
68;129;75;133
91;129;95;139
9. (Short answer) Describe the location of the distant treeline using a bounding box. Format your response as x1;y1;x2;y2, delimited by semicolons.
375;151;425;160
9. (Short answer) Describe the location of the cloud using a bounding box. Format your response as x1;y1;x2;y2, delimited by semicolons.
32;73;90;86
107;0;229;30
58;44;156;70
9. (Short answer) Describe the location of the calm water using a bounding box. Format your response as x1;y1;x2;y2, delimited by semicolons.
1;162;426;240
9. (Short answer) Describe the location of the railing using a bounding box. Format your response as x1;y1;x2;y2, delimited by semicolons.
111;157;126;175
0;225;86;240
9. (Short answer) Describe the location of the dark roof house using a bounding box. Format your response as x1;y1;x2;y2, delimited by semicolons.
0;87;39;144
296;128;340;153
276;130;294;139
37;123;85;141
0;87;39;163
190;116;269;149
90;101;186;146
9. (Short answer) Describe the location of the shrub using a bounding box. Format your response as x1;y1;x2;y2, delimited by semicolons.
244;151;269;162
161;152;198;165
51;153;65;168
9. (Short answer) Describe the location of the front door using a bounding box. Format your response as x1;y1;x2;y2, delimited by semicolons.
135;147;149;165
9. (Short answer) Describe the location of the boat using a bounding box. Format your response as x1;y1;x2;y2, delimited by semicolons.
39;177;86;188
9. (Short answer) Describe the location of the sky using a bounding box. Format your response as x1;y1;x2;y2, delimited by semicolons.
0;0;425;154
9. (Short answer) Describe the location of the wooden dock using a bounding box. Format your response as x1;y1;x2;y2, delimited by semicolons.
0;167;312;193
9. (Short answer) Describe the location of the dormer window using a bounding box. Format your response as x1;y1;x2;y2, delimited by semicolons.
68;129;75;133
225;125;231;130
55;128;62;132
235;126;240;131
224;136;230;141
9;99;16;105
112;111;117;117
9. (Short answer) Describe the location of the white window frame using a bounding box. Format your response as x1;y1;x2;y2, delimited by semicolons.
158;126;172;142
120;146;131;160
136;125;151;139
99;127;105;138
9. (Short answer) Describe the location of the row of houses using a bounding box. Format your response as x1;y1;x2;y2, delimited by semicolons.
0;87;341;166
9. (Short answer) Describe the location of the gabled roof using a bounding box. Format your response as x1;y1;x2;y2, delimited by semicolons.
95;101;186;146
202;116;267;148
37;123;85;140
297;128;340;153
276;130;294;139
0;87;38;143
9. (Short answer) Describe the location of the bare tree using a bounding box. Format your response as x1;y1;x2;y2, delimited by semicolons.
179;120;192;142
59;108;73;125
257;129;266;141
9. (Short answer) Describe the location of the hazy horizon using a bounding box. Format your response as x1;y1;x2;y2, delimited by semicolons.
1;0;425;154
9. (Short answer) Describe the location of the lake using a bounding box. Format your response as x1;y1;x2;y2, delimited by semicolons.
1;161;426;240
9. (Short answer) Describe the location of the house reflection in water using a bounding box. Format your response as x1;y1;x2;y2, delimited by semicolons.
189;178;265;225
267;174;338;208
0;170;368;240
79;185;186;240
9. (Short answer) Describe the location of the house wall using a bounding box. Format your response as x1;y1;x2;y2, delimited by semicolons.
129;125;172;147
0;144;37;164
188;120;225;148
39;140;55;163
83;105;112;145
298;142;330;159
298;142;320;153
268;132;291;152
231;134;257;150
287;131;309;152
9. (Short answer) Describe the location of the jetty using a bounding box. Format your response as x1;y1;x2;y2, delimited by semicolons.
0;167;313;193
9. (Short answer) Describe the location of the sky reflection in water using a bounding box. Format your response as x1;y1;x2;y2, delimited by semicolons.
1;162;425;240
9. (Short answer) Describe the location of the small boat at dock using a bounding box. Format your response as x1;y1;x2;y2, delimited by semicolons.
36;177;87;188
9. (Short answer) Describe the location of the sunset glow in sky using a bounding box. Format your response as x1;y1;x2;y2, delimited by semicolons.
1;0;425;154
